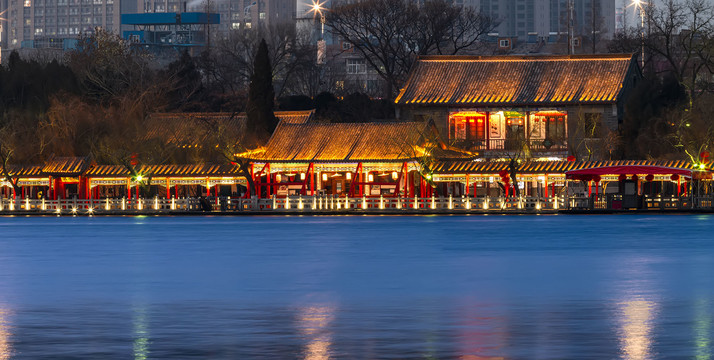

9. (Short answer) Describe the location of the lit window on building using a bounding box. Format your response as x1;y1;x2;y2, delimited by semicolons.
346;59;366;74
448;112;487;141
259;12;265;19
24;0;31;6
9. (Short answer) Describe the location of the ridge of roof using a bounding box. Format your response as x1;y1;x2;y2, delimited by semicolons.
417;53;635;61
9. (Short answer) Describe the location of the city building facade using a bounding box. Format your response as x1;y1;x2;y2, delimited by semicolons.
1;0;120;51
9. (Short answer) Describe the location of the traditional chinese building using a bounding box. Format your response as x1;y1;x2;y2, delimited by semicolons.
251;120;466;198
395;54;640;159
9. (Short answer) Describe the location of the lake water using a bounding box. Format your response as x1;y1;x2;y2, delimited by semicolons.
0;215;713;359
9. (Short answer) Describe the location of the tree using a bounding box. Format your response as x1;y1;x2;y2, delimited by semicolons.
328;0;496;99
205;23;316;99
67;28;153;102
163;50;205;111
665;92;714;164
644;0;714;100
246;39;278;141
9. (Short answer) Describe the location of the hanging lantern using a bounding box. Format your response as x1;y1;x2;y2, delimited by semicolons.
300;173;306;180
322;173;328;182
391;171;398;180
645;174;654;182
275;174;282;182
346;172;351;180
618;174;627;182
368;173;374;182
631;174;639;181
670;174;680;181
593;175;601;183
567;155;576;162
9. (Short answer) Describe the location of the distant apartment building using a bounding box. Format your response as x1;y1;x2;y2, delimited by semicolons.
0;0;120;51
182;0;295;33
477;0;616;44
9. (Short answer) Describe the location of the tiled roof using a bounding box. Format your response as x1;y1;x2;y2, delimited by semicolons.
85;164;242;177
395;54;636;106
257;121;430;162
6;164;43;177
433;160;695;174
41;156;92;175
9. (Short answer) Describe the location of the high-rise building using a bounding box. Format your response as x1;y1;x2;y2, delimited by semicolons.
479;0;616;43
184;0;295;33
0;0;120;51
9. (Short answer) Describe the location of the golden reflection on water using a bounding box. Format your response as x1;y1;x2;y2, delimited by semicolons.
298;304;335;360
133;305;150;360
0;307;12;360
618;299;657;360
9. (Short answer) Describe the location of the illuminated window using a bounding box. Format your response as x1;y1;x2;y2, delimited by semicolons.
449;112;487;141
259;12;265;19
346;58;366;74
24;0;30;6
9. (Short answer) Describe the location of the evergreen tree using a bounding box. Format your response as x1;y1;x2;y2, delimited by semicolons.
246;39;277;141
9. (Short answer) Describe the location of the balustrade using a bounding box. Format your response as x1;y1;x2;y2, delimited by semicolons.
2;193;711;214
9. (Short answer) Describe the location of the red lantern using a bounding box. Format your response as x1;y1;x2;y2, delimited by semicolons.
670;174;680;181
567;155;576;162
645;174;654;182
631;174;639;181
498;170;508;178
593;175;601;183
230;161;237;166
700;151;710;159
130;159;138;167
618;174;627;182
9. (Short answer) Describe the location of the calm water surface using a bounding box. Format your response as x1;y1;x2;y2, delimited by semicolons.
0;215;713;359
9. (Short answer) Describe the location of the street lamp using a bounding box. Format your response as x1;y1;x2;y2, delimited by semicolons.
307;0;327;65
632;0;646;69
308;0;326;37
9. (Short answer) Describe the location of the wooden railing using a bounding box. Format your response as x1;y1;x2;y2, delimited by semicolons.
454;139;567;152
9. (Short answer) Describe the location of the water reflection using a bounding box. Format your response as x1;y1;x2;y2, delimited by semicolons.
695;298;711;360
618;298;657;360
298;304;335;360
133;304;150;360
0;307;12;360
456;300;506;360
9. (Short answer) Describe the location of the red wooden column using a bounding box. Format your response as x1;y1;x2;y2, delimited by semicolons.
485;111;491;150
166;179;171;199
545;176;549;198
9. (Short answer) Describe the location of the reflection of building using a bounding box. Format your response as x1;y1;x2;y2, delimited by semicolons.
395;53;640;158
